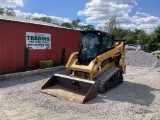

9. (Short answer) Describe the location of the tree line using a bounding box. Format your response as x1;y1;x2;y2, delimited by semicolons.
0;7;159;52
99;17;160;52
114;27;160;52
32;17;95;31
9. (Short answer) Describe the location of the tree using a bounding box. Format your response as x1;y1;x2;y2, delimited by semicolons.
24;46;29;70
61;22;72;28
105;16;119;35
114;28;126;39
0;7;16;16
5;8;16;17
80;24;95;31
124;30;137;45
149;27;160;51
25;15;32;19
32;17;40;21
40;17;52;23
71;18;81;29
136;30;148;45
61;47;66;64
61;18;95;30
0;7;5;15
32;17;52;23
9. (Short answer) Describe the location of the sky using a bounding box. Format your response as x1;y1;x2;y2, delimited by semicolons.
0;0;160;33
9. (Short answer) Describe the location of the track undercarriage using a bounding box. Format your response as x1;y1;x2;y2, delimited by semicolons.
96;67;123;93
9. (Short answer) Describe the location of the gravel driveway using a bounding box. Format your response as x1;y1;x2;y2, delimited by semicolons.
0;66;160;120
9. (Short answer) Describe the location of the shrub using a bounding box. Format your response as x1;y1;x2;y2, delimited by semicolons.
61;47;66;64
39;60;52;69
24;46;29;70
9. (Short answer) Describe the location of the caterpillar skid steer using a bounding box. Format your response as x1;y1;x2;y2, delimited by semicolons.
41;30;126;103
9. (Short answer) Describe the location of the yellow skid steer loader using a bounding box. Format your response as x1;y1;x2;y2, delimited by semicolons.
41;30;126;103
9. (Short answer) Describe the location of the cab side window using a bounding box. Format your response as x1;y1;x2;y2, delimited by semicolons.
107;37;113;49
101;36;113;53
101;36;108;53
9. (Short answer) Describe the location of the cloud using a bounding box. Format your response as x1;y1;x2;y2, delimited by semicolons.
78;0;160;33
133;16;160;24
137;24;158;33
138;24;158;29
77;0;134;24
0;0;23;8
136;11;150;17
120;24;137;29
14;10;70;24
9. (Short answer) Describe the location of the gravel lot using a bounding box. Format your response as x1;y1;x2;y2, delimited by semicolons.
0;65;160;120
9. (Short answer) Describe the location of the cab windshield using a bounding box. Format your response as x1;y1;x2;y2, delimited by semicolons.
79;33;99;61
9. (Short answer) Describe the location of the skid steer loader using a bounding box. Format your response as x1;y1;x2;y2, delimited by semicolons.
41;30;126;103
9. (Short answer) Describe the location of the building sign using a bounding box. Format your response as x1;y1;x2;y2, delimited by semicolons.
26;32;51;50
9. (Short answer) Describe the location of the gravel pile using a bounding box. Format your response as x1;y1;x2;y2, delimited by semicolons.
125;51;160;68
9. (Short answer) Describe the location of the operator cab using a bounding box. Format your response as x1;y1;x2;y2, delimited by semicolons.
78;30;114;65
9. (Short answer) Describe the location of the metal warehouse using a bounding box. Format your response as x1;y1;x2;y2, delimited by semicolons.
0;16;81;71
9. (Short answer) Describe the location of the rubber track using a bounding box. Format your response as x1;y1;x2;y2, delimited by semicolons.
96;67;123;93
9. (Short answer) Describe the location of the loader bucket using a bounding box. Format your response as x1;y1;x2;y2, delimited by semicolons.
41;74;97;104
